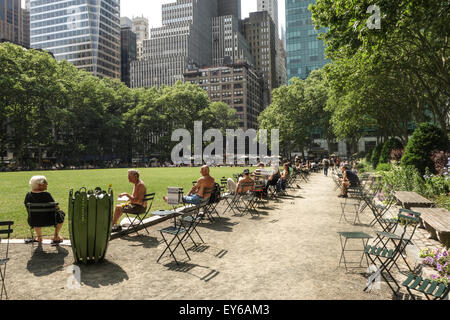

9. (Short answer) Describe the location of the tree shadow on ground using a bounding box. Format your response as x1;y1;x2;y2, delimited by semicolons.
121;234;161;249
78;259;129;288
26;244;69;277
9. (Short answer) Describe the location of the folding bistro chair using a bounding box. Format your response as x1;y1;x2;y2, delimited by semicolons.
371;208;421;274
249;180;267;211
220;177;228;192
364;211;420;295
122;193;155;235
223;182;254;216
402;274;450;300
25;202;59;244
206;183;222;220
0;221;13;300
339;182;379;224
235;181;256;216
157;188;208;265
365;191;397;230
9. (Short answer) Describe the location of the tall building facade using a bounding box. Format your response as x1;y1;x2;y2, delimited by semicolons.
131;15;148;60
121;18;136;87
257;0;278;36
30;0;121;79
212;15;253;67
286;0;329;81
276;39;287;86
131;0;218;88
243;11;277;97
184;62;264;130
218;0;241;19
21;0;30;47
0;0;22;45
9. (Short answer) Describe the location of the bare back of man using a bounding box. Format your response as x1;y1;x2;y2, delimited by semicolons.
194;174;215;198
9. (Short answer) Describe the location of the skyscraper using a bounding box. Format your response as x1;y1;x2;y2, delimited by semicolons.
121;17;136;87
131;16;148;61
212;15;253;67
131;0;218;88
21;0;30;48
0;0;22;45
285;0;329;81
30;0;121;79
218;0;241;19
243;11;277;98
257;0;278;36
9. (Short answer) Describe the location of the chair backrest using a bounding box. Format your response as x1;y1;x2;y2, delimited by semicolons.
26;202;59;228
220;177;227;186
209;183;221;203
0;221;14;242
396;208;421;250
202;187;214;199
143;193;155;212
0;221;14;264
237;181;255;194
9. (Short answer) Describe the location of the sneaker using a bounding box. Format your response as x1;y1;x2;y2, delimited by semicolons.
112;225;122;232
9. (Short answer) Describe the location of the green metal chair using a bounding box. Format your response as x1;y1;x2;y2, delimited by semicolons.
25;202;59;245
0;221;13;300
122;193;155;235
364;211;420;296
402;274;450;300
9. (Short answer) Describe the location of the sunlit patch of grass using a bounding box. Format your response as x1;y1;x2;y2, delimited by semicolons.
0;166;243;238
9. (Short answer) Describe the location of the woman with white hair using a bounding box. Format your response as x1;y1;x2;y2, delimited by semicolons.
24;175;65;243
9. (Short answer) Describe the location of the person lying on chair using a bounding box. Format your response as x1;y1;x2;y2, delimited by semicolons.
164;165;215;205
112;169;147;232
338;165;360;198
24;175;65;244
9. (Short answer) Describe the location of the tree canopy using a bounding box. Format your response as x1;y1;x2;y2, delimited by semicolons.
0;42;239;167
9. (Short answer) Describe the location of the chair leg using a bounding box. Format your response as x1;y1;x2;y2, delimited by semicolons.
0;263;8;300
157;232;180;265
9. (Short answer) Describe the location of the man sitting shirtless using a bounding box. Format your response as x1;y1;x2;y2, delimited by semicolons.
112;169;147;232
164;165;215;205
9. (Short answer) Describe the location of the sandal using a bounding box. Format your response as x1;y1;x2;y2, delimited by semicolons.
25;238;42;244
51;236;63;245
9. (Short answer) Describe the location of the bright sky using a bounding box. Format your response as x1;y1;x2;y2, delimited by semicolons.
121;0;286;35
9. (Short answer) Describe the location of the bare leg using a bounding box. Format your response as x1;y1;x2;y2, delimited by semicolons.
35;227;43;242
342;181;349;196
113;205;123;226
54;223;63;241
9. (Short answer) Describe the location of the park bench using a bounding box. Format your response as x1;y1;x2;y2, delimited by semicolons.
410;207;450;249
394;191;434;210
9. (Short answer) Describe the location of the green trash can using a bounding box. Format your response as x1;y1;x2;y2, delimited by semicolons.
68;187;114;264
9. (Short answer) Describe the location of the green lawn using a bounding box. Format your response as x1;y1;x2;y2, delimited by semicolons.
1;167;242;238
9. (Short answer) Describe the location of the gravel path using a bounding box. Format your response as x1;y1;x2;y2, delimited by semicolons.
4;172;409;300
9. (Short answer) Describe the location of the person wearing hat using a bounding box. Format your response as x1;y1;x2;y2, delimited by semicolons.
338;165;360;198
227;168;255;194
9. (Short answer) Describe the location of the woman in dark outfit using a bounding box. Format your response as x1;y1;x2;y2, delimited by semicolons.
24;176;65;243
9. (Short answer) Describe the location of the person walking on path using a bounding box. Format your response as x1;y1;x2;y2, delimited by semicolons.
322;158;330;176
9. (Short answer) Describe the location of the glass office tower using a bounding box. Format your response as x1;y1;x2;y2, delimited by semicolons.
30;0;121;79
285;0;328;81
